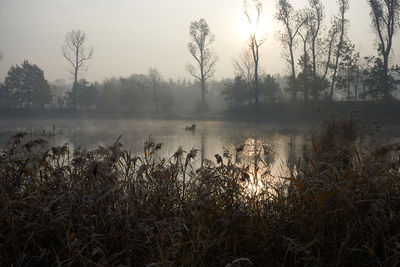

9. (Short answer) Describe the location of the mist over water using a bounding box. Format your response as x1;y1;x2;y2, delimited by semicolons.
0;118;312;176
2;117;399;179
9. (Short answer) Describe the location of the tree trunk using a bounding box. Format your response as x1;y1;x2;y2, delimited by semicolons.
330;13;346;101
302;38;309;102
73;46;79;109
254;66;259;105
383;53;389;98
347;64;351;101
289;39;297;101
200;51;205;103
254;45;259;106
201;78;205;102
311;39;317;100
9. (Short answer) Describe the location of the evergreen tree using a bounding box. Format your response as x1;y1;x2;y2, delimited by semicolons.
221;76;248;108
260;75;281;103
3;60;52;108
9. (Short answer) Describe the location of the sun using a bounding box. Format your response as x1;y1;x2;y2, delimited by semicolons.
236;11;269;41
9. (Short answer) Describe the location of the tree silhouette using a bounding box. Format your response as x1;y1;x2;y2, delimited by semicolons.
307;0;324;100
3;60;52;108
367;0;400;99
146;68;164;112
363;56;398;100
243;0;265;105
68;79;99;109
329;0;349;100
297;18;313;101
186;19;218;109
260;74;281;103
221;76;248;108
62;30;94;108
233;47;254;106
276;0;306;101
335;40;361;101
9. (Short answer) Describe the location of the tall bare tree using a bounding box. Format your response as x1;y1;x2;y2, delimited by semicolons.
146;68;164;112
62;30;94;108
336;40;361;102
187;19;218;106
307;0;324;99
233;47;255;105
243;0;266;106
329;0;349;100
321;19;340;84
298;24;312;101
276;0;306;101
368;0;400;98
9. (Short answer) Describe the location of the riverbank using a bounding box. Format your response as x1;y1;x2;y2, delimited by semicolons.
1;100;400;125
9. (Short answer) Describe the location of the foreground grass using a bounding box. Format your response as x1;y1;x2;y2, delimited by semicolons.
1;114;400;266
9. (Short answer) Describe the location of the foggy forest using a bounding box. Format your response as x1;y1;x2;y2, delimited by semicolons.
2;0;400;266
1;0;400;120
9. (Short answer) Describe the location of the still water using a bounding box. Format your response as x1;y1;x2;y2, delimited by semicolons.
3;118;394;176
0;119;312;176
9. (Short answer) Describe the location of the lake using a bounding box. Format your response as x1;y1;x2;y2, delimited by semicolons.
0;118;398;177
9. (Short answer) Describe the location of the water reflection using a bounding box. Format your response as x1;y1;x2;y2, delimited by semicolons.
0;119;309;176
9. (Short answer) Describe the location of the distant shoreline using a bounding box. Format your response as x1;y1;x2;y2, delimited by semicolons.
1;101;400;125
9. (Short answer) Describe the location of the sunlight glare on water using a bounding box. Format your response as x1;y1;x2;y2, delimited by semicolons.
0;119;307;177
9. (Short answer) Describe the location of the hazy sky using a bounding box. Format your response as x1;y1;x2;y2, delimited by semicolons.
1;0;400;84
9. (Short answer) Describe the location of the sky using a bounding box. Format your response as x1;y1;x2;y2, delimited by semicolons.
1;0;400;84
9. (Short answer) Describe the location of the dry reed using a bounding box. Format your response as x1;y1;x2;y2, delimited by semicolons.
1;114;400;266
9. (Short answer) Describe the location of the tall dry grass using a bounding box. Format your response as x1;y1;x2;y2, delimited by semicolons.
1;114;400;266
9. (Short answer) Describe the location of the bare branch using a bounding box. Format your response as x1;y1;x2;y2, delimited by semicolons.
186;64;201;80
62;30;94;84
62;30;94;109
367;0;399;95
243;0;265;105
187;19;218;102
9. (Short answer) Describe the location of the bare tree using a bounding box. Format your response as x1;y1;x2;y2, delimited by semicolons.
0;52;3;61
243;0;266;106
298;23;312;101
146;68;164;112
321;19;340;83
233;47;255;105
62;30;94;108
335;39;361;101
187;19;218;105
307;0;324;99
368;0;400;98
329;0;349;100
276;0;307;101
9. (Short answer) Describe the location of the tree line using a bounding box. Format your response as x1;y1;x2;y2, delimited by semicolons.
1;0;400;112
222;0;400;107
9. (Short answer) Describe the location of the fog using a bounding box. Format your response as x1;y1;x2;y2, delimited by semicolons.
1;0;400;143
1;0;399;83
